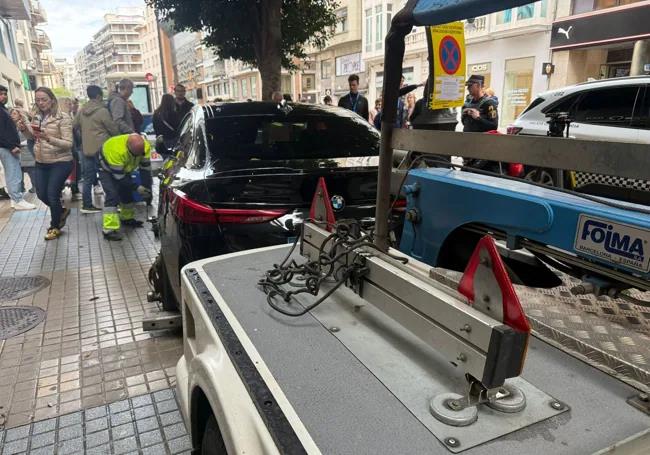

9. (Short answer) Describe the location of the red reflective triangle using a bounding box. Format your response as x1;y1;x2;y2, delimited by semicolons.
309;177;336;229
458;235;531;333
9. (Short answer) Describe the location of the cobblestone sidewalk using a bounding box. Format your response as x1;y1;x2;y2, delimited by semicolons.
0;195;186;454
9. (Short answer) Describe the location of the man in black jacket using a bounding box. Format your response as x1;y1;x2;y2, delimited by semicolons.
173;84;194;127
338;74;369;121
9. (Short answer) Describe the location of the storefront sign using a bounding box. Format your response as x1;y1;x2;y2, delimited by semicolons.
427;21;466;110
551;4;650;50
507;88;530;106
470;63;489;72
335;53;364;76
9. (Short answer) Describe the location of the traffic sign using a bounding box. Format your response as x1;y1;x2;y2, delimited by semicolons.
427;21;466;110
439;35;462;75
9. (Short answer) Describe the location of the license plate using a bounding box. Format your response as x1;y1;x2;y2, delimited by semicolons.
574;214;650;273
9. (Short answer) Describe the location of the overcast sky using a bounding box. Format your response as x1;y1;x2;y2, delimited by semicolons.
41;0;145;60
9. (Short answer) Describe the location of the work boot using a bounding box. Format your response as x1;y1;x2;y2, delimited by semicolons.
121;219;144;228
103;230;123;241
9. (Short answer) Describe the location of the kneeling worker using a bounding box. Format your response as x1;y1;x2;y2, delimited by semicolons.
99;133;152;241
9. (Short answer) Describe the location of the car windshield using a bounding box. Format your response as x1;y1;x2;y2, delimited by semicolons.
205;113;379;161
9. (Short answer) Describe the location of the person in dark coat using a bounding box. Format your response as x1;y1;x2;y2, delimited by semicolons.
173;84;194;127
153;94;178;155
338;74;369;121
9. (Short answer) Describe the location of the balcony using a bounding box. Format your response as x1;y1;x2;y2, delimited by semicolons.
464;16;489;39
31;29;51;50
30;1;46;24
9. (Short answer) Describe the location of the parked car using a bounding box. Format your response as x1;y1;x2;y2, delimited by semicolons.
151;102;381;310
508;76;650;205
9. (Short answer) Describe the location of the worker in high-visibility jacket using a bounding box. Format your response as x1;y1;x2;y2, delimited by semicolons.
99;133;152;241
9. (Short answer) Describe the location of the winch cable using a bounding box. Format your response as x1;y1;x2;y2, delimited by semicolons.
259;220;406;317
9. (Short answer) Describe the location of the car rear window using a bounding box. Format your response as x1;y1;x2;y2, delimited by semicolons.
205;113;379;161
521;97;545;115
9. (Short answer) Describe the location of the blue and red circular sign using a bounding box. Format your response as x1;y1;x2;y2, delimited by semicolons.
439;35;462;75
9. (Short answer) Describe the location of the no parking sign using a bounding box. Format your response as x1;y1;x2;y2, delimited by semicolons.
427;21;466;109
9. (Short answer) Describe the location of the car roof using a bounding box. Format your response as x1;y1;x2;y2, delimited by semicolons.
537;75;650;99
199;101;361;119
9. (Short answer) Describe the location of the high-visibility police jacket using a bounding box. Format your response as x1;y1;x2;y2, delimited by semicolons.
100;134;152;188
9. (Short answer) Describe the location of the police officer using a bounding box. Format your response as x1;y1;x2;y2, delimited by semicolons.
461;74;498;132
99;133;152;241
461;75;500;172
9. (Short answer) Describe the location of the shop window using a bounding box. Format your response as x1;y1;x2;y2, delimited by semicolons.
241;79;248;98
573;86;639;127
281;75;292;95
375;5;383;51
501;57;535;126
335;7;348;34
365;8;373;52
402;67;414;85
321;60;332;79
517;4;535;19
302;74;315;92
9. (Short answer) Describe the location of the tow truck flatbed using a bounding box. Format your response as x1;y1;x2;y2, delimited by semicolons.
177;245;650;454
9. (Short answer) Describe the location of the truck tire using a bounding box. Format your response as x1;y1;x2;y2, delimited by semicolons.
201;414;228;455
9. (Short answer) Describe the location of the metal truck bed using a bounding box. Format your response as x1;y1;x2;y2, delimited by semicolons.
182;245;650;454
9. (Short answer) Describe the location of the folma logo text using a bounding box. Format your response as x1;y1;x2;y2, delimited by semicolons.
581;220;644;261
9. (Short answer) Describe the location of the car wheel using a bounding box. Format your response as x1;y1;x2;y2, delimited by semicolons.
201;414;228;455
524;168;555;186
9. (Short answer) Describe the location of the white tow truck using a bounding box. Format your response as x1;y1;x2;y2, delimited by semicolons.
172;1;650;454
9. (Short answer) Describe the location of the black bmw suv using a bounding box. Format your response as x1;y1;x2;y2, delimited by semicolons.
152;102;380;310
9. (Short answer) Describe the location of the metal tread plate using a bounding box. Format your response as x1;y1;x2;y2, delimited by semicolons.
0;306;46;339
429;268;650;392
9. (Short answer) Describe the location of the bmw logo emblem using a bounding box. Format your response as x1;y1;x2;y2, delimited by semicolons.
331;195;345;212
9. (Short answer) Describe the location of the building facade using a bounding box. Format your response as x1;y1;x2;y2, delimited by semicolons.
311;0;364;103
73;8;145;96
549;0;650;89
138;5;174;106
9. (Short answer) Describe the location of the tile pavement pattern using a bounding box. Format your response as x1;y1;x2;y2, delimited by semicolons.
0;389;192;455
0;196;185;450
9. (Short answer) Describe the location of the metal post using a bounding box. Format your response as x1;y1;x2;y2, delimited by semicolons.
373;12;412;252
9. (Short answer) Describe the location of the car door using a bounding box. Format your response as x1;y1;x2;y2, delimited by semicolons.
569;85;641;144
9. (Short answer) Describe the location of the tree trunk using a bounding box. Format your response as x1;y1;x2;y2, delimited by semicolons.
250;0;282;100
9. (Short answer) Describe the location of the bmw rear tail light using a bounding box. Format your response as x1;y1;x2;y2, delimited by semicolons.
506;125;523;135
171;189;287;224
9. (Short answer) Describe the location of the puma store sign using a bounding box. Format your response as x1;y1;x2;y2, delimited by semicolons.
551;4;650;50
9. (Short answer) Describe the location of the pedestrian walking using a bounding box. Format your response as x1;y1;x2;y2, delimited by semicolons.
173;84;194;126
338;74;369;121
99;134;152;241
485;87;499;106
0;85;36;210
73;85;119;214
24;87;74;240
153;94;177;155
323;95;333;106
108;79;135;134
9;108;36;195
